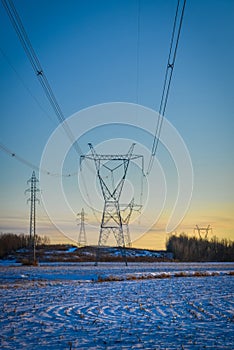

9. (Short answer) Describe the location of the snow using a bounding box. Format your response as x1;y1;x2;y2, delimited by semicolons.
66;247;77;253
0;259;21;267
0;262;233;349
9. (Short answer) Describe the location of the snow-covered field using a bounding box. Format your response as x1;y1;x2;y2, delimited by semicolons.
1;263;234;349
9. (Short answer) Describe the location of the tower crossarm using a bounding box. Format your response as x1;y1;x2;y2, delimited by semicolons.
82;154;142;161
81;142;142;162
81;144;143;202
194;225;212;239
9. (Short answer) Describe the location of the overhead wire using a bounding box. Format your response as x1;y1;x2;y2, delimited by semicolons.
146;0;187;175
1;0;101;220
0;140;101;219
1;0;83;157
1;0;186;220
0;142;77;177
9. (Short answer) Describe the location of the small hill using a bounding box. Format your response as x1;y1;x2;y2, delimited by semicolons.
6;245;173;264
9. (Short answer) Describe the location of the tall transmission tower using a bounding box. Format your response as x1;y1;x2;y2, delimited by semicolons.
120;199;142;247
194;225;213;239
25;171;39;263
77;208;87;247
81;143;143;265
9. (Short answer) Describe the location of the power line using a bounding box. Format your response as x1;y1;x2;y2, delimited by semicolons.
2;0;99;197
2;0;187;223
0;141;76;177
1;0;101;205
147;0;187;174
0;140;102;219
1;0;83;157
1;0;102;212
0;140;102;221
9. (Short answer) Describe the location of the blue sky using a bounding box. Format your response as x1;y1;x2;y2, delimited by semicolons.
0;0;233;248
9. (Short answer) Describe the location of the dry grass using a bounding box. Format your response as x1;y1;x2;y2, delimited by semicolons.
228;271;234;275
174;271;189;278
193;271;209;277
21;258;38;266
97;275;124;282
154;273;171;279
96;270;234;283
97;272;172;283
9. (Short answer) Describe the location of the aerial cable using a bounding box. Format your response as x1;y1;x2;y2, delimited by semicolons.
0;141;101;221
1;0;83;157
1;0;101;216
0;142;77;177
1;0;144;224
151;0;180;156
0;142;41;172
147;0;187;175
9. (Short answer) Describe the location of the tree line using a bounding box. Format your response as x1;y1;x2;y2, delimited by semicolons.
166;233;234;262
0;233;50;258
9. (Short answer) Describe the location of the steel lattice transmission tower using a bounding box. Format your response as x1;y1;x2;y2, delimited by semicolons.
194;225;213;239
25;171;40;261
121;199;142;247
81;143;143;265
77;208;87;246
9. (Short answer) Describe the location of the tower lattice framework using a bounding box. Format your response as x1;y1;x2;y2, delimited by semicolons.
77;208;87;246
81;143;143;265
25;171;39;261
121;199;142;247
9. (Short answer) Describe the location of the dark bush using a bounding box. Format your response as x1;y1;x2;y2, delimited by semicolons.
166;233;234;262
0;233;50;258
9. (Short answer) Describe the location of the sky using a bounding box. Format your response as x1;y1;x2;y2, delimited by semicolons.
0;0;234;249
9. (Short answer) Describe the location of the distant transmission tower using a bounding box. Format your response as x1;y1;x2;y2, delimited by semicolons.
194;225;213;239
81;143;143;265
121;199;142;247
25;171;39;262
77;208;87;246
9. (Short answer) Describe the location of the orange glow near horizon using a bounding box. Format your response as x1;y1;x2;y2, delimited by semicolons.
1;202;233;250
